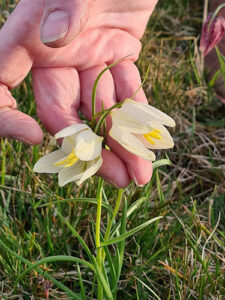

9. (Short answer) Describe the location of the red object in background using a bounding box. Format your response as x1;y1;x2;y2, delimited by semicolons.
200;13;225;56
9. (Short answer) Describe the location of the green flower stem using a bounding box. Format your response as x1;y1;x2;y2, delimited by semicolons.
94;102;123;135
96;177;104;299
102;189;124;262
93;63;150;135
91;56;130;128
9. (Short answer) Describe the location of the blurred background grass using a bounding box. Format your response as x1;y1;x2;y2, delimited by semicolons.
0;0;225;299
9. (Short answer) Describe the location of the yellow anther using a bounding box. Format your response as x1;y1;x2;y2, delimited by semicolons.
149;130;162;139
54;149;79;167
54;158;68;167
64;156;79;168
144;129;162;145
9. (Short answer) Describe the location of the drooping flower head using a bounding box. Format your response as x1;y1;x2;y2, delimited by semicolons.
109;99;175;161
200;13;225;56
33;124;103;186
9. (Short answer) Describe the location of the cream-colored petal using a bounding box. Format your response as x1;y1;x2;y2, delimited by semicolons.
76;156;103;185
75;129;103;161
54;124;89;140
138;121;174;150
33;149;66;173
61;136;75;154
58;160;84;186
109;125;155;161
111;110;152;134
121;99;176;127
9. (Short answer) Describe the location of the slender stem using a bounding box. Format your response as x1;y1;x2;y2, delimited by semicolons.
209;3;225;28
201;0;209;75
1;138;6;185
91;56;131;128
105;189;124;242
94;102;124;134
130;64;151;100
96;178;104;299
102;189;124;262
203;0;208;24
94;64;151;135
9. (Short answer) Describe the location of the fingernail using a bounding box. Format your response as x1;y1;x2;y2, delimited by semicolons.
131;171;144;187
41;10;69;44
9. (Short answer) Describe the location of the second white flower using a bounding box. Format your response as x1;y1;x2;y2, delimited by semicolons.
33;124;103;186
109;99;175;161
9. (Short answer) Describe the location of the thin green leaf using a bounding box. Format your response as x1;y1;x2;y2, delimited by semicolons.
172;211;214;286
209;69;221;88
103;245;117;288
56;210;94;263
92;258;114;300
77;263;87;300
131;64;151;99
215;46;225;79
115;197;127;287
101;216;162;247
153;159;171;169
110;197;149;238
0;239;80;299
17;256;95;283
36;198;113;215
156;170;165;204
133;275;161;300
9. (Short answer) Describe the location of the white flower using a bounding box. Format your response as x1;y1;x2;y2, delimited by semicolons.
33;124;103;186
109;99;175;161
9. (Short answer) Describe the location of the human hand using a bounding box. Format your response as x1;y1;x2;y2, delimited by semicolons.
0;0;158;187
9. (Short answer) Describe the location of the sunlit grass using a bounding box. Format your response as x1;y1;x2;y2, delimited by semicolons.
0;0;225;299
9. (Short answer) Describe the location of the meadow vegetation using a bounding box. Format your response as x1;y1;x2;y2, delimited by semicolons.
0;0;225;299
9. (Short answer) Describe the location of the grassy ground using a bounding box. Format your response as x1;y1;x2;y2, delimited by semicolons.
0;0;225;299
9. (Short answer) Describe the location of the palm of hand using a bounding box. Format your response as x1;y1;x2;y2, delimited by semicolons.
0;0;157;187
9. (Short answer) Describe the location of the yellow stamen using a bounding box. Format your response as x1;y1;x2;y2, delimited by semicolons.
144;129;162;145
64;156;79;167
54;149;79;168
54;159;68;167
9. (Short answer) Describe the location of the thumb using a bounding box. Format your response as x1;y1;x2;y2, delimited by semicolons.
0;108;43;145
0;85;43;144
40;0;90;48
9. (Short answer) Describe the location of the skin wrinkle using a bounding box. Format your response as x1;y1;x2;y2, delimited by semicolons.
0;84;17;108
31;29;141;69
41;0;92;47
0;0;158;186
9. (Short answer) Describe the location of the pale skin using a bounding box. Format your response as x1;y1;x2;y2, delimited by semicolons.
0;0;159;187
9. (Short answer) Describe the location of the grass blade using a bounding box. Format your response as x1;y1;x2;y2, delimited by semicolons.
77;263;87;300
101;216;162;247
56;210;94;263
152;158;171;169
93;262;113;300
36;198;113;215
0;239;80;299
114;197;127;291
16;256;95;283
133;275;160;300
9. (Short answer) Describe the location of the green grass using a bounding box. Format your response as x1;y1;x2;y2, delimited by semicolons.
1;0;225;299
